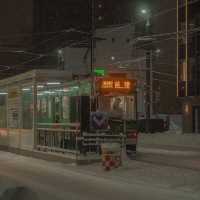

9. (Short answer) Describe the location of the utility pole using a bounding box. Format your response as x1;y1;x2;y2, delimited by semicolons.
150;51;153;119
90;0;95;111
138;8;153;133
145;49;153;133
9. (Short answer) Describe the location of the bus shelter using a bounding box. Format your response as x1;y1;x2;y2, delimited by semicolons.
0;70;137;162
0;70;90;155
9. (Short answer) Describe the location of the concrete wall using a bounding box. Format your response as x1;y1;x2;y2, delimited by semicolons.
0;129;34;151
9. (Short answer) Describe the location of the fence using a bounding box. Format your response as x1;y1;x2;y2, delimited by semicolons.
78;133;124;155
36;123;124;161
36;123;80;154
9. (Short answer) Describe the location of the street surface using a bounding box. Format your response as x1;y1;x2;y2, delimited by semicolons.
0;151;199;200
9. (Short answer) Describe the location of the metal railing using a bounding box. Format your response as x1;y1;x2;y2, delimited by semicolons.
36;122;135;163
36;123;80;154
77;133;124;156
37;128;124;154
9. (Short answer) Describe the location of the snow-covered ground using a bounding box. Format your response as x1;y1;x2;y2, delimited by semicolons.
0;151;199;200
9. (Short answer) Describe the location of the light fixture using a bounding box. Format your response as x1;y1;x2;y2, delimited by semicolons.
71;86;79;90
37;93;44;96
111;56;115;61
56;89;69;92
0;92;8;95
22;88;31;91
46;82;61;85
155;49;161;54
118;65;127;69
37;85;44;88
44;91;55;94
58;49;63;55
185;104;189;113
141;9;147;14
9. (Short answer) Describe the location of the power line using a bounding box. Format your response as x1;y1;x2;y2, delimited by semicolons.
152;71;176;78
153;78;176;85
1;0;200;75
0;28;90;39
98;0;200;35
0;37;93;72
0;0;197;41
0;0;199;55
6;25;194;72
2;23;197;58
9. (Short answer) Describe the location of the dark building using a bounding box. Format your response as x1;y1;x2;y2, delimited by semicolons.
0;0;132;79
0;0;34;78
33;0;133;51
0;0;180;119
177;0;200;133
133;0;180;115
153;0;180;115
0;0;60;79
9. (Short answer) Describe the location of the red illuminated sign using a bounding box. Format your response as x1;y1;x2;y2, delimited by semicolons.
98;79;136;95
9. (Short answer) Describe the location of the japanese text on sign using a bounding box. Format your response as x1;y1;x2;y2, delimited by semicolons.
99;79;136;95
101;80;131;89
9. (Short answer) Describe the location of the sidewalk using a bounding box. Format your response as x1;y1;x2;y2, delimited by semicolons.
138;144;200;156
136;143;200;171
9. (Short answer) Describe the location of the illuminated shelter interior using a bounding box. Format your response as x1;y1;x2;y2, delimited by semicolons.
0;70;90;150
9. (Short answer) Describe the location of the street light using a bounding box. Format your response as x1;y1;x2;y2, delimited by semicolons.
140;8;151;29
135;7;153;132
141;9;147;15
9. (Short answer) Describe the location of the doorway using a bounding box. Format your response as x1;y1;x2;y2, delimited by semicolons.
193;106;200;133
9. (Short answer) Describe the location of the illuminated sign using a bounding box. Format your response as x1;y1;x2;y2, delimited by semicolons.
101;80;131;89
94;68;106;76
98;79;136;95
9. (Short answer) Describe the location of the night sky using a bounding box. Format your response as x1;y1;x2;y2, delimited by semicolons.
0;0;173;78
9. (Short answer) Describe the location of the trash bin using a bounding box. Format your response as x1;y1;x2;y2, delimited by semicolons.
101;143;121;171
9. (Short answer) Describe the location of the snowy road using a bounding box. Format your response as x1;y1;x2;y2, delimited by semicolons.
0;151;199;200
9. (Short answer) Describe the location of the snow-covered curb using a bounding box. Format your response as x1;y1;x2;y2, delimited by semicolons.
138;133;200;149
138;147;200;156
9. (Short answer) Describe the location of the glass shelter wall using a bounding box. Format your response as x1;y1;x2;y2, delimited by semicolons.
0;76;91;131
37;80;91;127
22;85;33;129
0;84;33;130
